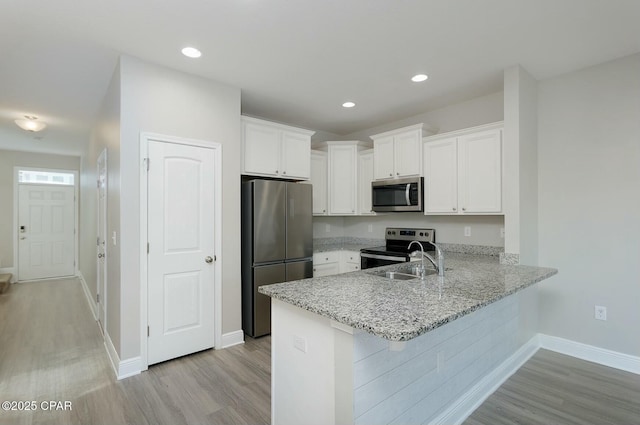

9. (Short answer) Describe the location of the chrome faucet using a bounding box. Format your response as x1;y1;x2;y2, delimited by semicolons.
408;240;445;277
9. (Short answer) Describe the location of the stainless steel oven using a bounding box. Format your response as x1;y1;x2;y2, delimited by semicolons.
371;177;423;212
360;252;408;269
360;227;435;270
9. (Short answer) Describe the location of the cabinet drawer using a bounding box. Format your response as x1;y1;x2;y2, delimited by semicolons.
313;262;341;277
341;251;361;264
313;251;340;265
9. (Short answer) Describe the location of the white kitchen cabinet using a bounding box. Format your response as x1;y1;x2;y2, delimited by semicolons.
423;123;503;215
340;250;361;273
242;116;315;180
313;252;341;277
458;129;502;213
327;141;368;215
371;123;435;180
310;150;328;215
424;138;458;213
358;149;376;215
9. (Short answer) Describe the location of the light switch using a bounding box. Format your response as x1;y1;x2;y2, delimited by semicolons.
112;231;117;246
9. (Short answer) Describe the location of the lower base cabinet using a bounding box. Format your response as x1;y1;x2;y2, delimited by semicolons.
313;251;361;277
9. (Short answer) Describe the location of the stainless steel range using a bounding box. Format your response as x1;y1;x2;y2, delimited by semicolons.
360;227;436;269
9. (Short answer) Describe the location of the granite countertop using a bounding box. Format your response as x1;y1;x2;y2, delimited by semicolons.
313;237;383;253
259;253;557;341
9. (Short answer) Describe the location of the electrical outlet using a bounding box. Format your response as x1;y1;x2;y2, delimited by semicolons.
293;335;307;353
464;226;471;237
595;305;607;321
325;224;331;233
368;224;373;233
500;228;505;239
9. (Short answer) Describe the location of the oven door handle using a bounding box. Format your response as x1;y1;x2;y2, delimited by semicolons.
361;252;406;262
405;183;411;206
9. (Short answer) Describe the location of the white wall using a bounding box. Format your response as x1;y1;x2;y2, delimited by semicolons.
343;92;503;141
118;56;241;360
343;214;504;247
503;66;539;264
79;62;121;349
537;53;640;357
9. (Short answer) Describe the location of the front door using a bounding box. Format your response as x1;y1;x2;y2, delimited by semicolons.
147;140;216;365
97;149;108;330
18;184;75;280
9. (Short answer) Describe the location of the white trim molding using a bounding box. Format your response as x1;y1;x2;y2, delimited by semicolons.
77;271;97;320
104;332;142;380
12;166;80;282
221;330;245;348
139;132;224;371
0;267;16;282
539;334;640;375
432;335;540;425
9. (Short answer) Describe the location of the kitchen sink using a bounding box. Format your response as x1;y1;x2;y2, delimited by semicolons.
366;267;437;281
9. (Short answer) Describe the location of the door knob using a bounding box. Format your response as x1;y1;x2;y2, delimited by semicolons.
205;256;214;263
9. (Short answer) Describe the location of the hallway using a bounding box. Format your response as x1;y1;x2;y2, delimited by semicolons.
0;278;271;425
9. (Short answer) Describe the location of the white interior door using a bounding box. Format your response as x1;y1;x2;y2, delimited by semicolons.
97;149;108;330
147;140;216;365
18;184;75;280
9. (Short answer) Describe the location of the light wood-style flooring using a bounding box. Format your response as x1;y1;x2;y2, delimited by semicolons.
0;278;270;425
464;348;640;425
2;278;638;425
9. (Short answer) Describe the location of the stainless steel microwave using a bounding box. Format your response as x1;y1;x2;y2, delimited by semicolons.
371;177;423;212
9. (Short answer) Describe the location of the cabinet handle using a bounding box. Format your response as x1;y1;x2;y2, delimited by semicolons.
275;170;279;174
396;172;399;176
462;207;466;211
323;209;326;213
283;171;287;175
325;257;329;261
313;268;316;271
453;207;457;211
389;173;393;176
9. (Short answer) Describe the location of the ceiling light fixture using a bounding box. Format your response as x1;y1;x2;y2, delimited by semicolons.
181;47;202;58
411;74;429;82
15;115;47;132
342;101;356;108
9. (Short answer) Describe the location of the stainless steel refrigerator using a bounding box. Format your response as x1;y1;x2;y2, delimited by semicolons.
241;179;313;337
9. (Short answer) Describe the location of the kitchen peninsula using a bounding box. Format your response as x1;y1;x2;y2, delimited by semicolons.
260;253;557;425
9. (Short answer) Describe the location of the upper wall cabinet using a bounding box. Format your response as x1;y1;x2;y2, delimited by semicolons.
423;122;503;215
358;149;376;215
371;123;436;180
327;141;369;215
242;116;315;180
310;150;328;215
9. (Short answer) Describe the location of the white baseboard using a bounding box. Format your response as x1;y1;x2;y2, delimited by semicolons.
77;271;97;320
221;330;245;348
432;335;540;425
539;334;640;375
0;267;16;282
118;356;143;380
104;332;142;380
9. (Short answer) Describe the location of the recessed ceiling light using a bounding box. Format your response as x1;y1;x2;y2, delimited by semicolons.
342;101;356;108
411;74;428;82
181;47;202;58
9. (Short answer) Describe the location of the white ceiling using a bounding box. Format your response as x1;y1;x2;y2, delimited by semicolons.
1;0;639;156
